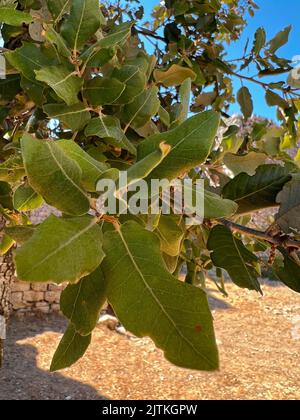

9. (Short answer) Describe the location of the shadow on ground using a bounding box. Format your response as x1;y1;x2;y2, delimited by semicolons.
0;315;107;400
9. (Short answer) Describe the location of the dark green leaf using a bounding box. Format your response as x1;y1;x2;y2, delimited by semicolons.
222;164;292;214
15;215;104;283
21;134;90;216
208;225;261;292
61;267;108;336
50;323;91;372
102;221;219;371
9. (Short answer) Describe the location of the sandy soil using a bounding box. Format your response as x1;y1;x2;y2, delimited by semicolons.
1;281;300;400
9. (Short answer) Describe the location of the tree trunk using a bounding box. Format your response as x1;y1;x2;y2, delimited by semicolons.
0;217;14;367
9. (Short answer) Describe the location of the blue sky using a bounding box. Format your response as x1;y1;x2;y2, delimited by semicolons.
143;0;300;120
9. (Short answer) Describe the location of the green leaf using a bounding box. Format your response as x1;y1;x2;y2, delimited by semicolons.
275;178;300;233
60;0;102;51
0;75;21;104
176;77;191;124
80;22;133;63
35;65;82;105
43;103;91;132
21;76;45;106
0;8;33;25
268;25;292;54
5;43;54;82
253;27;266;55
274;250;300;293
224;152;266;176
137;111;220;180
84;77;125;106
56;140;107;192
154;64;196;87
112;65;146;105
21;134;90;216
0;234;15;256
44;26;71;58
237;86;253;120
265;90;288;109
61;267;108;336
208;225;261;292
121;86;160;129
47;0;70;19
50;323;91;372
156;215;184;257
5;225;35;245
0;181;13;210
15;215;104;283
102;221;219;371
204;190;238;219
85;115;136;155
0;154;25;183
222;164;292;214
13;184;44;212
84;47;115;68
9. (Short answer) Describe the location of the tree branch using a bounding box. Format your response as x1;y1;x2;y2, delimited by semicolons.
217;218;300;249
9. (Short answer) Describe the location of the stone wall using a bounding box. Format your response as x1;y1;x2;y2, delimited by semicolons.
11;280;64;315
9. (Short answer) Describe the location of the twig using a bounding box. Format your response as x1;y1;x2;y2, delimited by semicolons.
217;218;300;249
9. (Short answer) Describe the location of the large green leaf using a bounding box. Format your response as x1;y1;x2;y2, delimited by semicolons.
50;323;91;372
121;86;160;130
5;43;54;82
61;267;108;336
112;65;146;105
56;140;107;192
83;77;125;106
208;225;261;292
102;221;219;371
275;178;300;233
0;8;33;26
35;65;82;105
21;134;90;216
13;184;43;212
15;215;104;283
60;0;102;51
84;115;136;155
222;164;292;214
274;250;300;293
137;111;220;180
43;103;91;132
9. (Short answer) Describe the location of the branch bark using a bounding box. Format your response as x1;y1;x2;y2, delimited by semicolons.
217;218;300;250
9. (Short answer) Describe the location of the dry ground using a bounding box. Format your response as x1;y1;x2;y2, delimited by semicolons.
1;281;300;400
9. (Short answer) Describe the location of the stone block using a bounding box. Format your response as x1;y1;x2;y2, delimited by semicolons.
45;291;61;304
23;291;44;302
12;282;31;292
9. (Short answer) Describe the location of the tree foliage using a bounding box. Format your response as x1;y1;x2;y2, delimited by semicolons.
0;0;300;372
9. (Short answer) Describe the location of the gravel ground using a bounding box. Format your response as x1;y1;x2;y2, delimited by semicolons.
1;282;300;400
